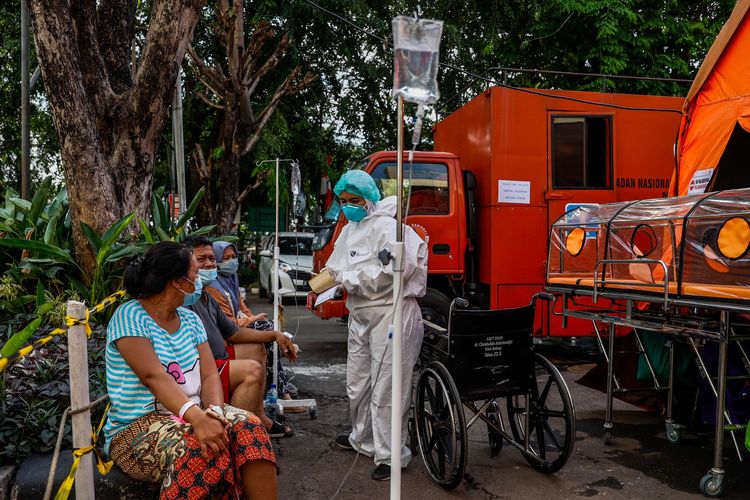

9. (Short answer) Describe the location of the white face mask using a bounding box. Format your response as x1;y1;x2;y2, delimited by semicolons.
218;258;239;276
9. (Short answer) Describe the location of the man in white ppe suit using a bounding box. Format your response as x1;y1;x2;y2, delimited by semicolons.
326;169;428;481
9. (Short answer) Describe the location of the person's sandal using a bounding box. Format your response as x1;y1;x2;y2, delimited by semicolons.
267;420;295;438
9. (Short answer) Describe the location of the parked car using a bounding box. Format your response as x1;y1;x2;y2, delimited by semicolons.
258;232;314;300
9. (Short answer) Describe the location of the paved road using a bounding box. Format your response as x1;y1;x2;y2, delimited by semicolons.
248;295;744;499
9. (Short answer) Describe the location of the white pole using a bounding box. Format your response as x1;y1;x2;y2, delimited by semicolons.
390;96;405;499
272;158;280;390
172;69;186;216
67;301;95;499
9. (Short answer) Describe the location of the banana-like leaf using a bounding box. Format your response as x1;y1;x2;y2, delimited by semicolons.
36;303;53;316
150;192;162;232
36;281;45;307
0;238;73;262
80;221;102;253
138;219;154;243
29;177;52;227
155;227;172;241
68;278;91;301
106;243;147;263
44;215;59;245
188;225;216;237
9;197;31;212
219;235;239;243
45;187;68;221
175;187;206;232
0;317;43;358
97;213;135;266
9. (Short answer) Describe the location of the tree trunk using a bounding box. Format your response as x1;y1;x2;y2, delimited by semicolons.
29;0;203;274
187;6;315;236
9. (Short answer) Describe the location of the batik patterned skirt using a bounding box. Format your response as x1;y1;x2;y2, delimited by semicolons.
109;405;275;499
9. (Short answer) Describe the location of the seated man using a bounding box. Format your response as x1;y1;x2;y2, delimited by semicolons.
184;236;296;438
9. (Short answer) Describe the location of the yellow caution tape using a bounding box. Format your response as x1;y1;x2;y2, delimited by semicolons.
0;328;65;372
0;290;127;373
53;401;113;499
53;445;96;500
92;402;113;474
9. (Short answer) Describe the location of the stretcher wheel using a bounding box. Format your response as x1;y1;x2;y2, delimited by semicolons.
665;420;683;444
700;472;724;497
506;353;575;474
309;407;318;420
486;405;502;456
415;361;467;489
603;429;614;445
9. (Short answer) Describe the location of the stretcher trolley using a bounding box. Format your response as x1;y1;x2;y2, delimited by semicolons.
411;294;576;489
546;188;750;497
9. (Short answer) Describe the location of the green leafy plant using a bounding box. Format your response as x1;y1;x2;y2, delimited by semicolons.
0;325;108;466
80;212;145;304
141;186;220;242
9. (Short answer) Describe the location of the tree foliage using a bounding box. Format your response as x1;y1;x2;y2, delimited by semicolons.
172;0;735;223
0;3;59;193
184;2;315;233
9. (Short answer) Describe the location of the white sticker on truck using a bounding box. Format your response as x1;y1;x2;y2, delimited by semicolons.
498;179;531;204
687;168;714;195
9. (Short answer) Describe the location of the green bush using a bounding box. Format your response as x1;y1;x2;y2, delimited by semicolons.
0;323;107;466
0;182;236;467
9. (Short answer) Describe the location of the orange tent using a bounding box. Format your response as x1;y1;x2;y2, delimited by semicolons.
673;0;750;196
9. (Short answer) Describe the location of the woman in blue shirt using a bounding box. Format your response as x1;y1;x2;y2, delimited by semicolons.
105;241;276;499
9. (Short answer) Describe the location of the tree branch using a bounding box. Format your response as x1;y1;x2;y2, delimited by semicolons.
191;143;211;183
96;0;137;93
186;45;226;93
239;71;296;157
243;31;289;90
125;0;204;173
237;168;271;205
196;91;225;110
69;0;115;108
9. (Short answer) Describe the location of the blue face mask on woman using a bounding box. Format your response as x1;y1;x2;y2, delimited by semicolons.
341;203;368;222
218;258;239;276
197;268;217;286
179;276;203;306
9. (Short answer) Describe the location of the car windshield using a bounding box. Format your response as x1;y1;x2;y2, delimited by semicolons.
279;236;313;255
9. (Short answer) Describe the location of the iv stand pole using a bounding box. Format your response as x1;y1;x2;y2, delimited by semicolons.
389;95;406;499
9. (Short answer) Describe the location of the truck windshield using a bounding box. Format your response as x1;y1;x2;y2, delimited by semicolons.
312;199;340;251
371;162;450;215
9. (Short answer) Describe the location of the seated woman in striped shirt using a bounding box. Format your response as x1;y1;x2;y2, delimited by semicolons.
103;241;277;499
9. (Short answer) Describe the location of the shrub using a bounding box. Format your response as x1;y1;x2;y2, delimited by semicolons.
0;323;107;466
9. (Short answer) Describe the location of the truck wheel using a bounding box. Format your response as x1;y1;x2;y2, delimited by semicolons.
418;288;452;328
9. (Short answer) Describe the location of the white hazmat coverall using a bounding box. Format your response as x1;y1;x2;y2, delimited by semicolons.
326;195;428;466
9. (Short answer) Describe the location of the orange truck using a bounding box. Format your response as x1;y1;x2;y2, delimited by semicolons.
307;86;683;337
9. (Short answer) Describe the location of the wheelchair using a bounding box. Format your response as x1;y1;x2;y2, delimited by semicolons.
410;293;576;489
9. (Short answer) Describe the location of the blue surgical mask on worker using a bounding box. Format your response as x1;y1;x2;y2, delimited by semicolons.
198;268;217;286
218;258;239;276
341;203;368;222
179;277;203;306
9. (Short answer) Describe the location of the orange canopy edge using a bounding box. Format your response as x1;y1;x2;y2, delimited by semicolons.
674;0;750;196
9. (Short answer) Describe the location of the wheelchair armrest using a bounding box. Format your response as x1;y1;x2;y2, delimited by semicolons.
423;319;447;334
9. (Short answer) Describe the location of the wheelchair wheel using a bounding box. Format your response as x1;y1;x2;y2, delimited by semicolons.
486;400;502;456
506;353;575;473
415;361;467;489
